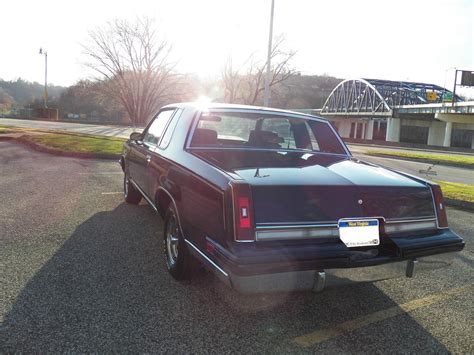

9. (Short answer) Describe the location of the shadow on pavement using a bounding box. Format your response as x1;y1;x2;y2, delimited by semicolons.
2;203;449;352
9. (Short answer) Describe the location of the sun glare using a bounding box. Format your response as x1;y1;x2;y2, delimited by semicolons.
195;95;212;104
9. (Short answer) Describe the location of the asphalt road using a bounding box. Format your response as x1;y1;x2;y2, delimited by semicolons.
352;154;474;185
1;141;473;353
1;118;472;184
0;118;137;138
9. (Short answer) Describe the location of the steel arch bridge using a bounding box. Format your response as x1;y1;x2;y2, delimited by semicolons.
320;78;462;116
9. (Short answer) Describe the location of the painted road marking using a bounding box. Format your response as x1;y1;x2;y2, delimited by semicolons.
101;192;123;195
294;284;473;347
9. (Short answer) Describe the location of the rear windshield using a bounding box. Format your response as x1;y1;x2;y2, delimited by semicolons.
190;110;347;155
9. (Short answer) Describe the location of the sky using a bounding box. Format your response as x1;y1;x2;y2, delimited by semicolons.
0;0;473;96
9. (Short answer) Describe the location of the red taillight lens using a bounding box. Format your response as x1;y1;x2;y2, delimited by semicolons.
238;197;251;228
431;184;448;228
232;183;255;241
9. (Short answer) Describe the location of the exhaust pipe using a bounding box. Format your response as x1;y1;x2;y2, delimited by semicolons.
406;259;418;278
313;271;326;293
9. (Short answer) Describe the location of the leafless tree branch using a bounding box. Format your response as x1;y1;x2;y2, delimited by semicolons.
82;16;176;125
220;34;297;106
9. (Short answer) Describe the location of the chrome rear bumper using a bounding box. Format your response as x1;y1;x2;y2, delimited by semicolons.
229;252;455;294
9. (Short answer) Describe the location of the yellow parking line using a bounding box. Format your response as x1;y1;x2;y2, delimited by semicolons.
294;284;473;347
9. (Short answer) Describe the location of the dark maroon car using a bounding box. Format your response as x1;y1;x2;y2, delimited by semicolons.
120;103;464;293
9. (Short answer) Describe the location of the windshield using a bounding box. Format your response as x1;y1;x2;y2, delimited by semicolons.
190;110;348;155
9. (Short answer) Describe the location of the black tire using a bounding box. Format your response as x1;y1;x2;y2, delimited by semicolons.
123;173;142;204
163;205;190;280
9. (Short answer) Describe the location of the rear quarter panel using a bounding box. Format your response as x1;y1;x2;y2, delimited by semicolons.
150;106;233;249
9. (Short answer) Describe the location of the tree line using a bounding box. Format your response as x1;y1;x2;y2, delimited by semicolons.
1;17;342;125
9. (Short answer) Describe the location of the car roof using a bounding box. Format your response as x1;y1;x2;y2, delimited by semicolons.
161;102;328;121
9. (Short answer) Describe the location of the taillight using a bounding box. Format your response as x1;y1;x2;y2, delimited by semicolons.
430;184;448;228
231;183;255;241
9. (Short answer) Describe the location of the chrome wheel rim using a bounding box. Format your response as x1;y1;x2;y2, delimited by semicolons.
165;214;179;267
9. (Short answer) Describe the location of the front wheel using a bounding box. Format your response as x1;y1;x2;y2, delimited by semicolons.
163;205;191;280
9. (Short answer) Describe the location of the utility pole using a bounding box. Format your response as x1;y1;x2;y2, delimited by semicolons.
39;48;48;108
263;0;275;107
452;69;458;108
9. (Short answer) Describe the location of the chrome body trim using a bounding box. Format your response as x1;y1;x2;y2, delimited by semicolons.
256;227;338;241
385;217;437;224
129;178;158;212
384;220;437;234
184;239;230;283
253;216;440;241
256;223;338;229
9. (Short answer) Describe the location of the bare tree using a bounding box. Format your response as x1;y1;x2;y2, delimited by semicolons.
83;17;176;126
221;35;296;105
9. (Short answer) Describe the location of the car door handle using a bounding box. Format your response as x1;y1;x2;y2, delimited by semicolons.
146;155;151;166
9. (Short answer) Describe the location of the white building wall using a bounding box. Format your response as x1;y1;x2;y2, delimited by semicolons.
365;120;374;140
427;121;446;146
386;118;401;142
337;121;352;138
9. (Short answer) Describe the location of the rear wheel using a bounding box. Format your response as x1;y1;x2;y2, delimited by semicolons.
163;205;190;280
123;173;142;204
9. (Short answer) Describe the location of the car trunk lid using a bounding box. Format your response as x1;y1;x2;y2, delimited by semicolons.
192;149;436;223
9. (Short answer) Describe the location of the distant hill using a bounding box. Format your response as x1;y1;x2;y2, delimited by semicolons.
0;78;66;106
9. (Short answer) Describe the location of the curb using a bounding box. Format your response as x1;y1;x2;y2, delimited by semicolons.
365;153;473;170
0;135;120;160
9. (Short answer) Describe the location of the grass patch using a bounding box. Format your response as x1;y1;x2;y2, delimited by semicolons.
26;133;125;155
436;181;474;203
366;150;474;168
0;125;18;134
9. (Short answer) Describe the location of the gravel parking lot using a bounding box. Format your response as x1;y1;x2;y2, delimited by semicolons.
1;141;473;353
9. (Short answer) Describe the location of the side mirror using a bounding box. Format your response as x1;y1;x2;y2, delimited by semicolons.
130;132;143;143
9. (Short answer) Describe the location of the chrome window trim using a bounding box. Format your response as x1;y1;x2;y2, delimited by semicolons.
157;108;184;151
142;107;177;147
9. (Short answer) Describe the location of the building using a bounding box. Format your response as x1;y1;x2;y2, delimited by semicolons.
318;78;474;149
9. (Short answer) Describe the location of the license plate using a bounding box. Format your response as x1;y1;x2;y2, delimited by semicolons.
338;219;380;247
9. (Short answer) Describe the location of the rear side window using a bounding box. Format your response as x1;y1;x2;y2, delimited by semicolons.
143;109;175;146
159;108;183;149
307;120;346;154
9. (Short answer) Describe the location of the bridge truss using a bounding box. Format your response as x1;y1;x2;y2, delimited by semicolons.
321;78;462;116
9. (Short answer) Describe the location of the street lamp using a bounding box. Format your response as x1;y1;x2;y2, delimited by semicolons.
263;0;275;107
39;47;48;108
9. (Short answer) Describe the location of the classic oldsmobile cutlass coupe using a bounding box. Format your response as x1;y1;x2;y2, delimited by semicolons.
120;103;464;293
